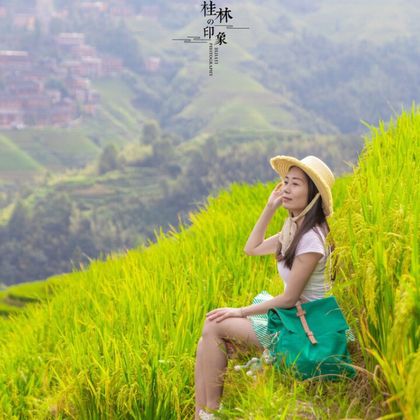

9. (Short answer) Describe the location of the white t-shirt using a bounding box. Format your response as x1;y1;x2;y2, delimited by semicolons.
277;223;331;302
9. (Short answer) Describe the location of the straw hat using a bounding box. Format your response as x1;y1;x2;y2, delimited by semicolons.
269;155;335;217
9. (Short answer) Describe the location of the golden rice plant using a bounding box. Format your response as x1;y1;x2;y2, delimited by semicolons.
329;106;419;419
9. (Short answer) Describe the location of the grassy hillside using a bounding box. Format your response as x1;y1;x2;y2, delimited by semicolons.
0;279;62;317
84;77;145;145
0;176;367;419
0;134;42;173
4;127;99;170
174;67;338;135
0;77;144;178
0;108;418;418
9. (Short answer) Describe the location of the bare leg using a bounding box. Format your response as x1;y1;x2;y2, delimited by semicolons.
198;317;263;412
195;337;238;419
194;337;207;419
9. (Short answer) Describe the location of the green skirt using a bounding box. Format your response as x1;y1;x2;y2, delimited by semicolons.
248;290;276;349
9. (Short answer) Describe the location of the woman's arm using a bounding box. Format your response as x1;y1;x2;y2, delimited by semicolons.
242;252;323;316
243;183;284;256
243;203;279;256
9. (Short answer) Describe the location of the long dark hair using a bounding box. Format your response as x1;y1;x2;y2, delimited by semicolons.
275;167;336;280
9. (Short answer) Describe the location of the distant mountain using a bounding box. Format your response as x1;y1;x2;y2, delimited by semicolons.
1;0;420;178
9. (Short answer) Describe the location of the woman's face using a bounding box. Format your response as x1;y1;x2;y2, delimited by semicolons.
281;166;309;216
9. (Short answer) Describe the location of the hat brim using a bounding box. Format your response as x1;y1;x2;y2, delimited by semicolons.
270;155;333;217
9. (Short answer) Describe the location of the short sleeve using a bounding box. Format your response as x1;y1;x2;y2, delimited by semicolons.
295;229;326;257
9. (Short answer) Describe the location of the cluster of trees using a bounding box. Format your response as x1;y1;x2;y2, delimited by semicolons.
0;195;96;283
96;120;181;175
0;189;158;284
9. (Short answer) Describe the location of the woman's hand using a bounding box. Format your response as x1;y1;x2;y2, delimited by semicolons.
267;182;285;209
206;307;243;322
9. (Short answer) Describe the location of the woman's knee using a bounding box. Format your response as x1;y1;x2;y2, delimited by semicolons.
202;318;240;342
202;318;220;338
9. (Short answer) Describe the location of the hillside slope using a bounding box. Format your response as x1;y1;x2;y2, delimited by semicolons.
0;135;42;173
0;109;418;418
0;77;144;178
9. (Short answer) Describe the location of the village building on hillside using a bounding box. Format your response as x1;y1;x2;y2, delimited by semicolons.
13;13;36;30
0;0;133;129
79;2;108;15
0;51;31;71
0;95;24;129
101;55;124;76
145;56;161;72
0;28;123;128
56;32;85;49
